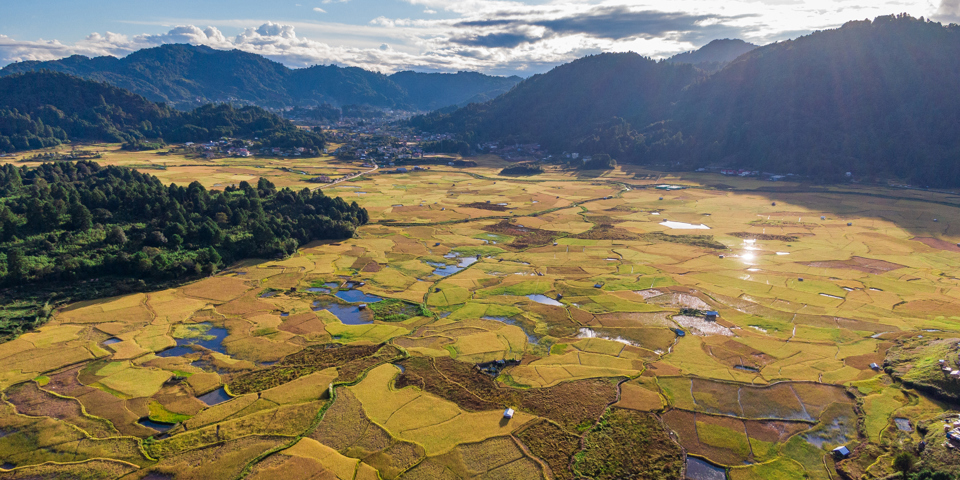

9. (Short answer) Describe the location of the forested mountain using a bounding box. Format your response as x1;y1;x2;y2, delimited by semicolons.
666;39;757;73
0;71;324;153
672;15;960;184
414;15;960;187
0;44;522;110
0;161;367;335
408;53;701;155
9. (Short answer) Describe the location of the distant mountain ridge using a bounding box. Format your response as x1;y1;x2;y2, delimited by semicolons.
0;44;521;111
0;71;324;153
666;39;757;72
412;15;960;187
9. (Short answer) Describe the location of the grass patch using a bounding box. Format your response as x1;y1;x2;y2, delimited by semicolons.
149;401;192;424
368;298;429;322
573;407;683;479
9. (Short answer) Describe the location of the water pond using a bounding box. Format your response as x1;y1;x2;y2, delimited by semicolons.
686;457;726;480
526;294;563;307
313;301;373;325
660;221;710;230
894;418;912;432
102;337;122;345
428;254;479;277
576;328;636;346
335;290;383;304
138;418;176;433
198;387;232;406
156;323;228;357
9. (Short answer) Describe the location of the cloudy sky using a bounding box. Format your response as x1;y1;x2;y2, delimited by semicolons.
0;0;955;76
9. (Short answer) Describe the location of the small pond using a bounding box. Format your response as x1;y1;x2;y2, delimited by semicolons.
138;418;176;433
894;418;912;432
335;290;383;304
660;221;710;230
260;290;279;298
685;457;726;480
734;365;760;373
198;387;232;406
576;328;637;346
102;337;122;345
157;323;229;357
1;463;14;471
526;294;563;307
428;254;479;277
313;301;373;325
484;316;539;344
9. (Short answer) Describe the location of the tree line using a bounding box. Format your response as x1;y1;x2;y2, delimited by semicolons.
0;160;368;287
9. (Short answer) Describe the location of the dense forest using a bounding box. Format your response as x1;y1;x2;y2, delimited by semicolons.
0;160;367;336
0;44;521;111
409;53;700;155
0;71;325;153
413;15;960;187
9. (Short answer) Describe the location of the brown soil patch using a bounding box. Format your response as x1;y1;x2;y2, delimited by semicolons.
805;256;905;274
914;237;960;253
483;220;556;249
573;224;640;241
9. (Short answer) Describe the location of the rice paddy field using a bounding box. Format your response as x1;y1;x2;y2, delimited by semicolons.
1;148;960;479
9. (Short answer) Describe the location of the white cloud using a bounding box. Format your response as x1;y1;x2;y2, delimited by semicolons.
0;0;943;75
313;7;327;13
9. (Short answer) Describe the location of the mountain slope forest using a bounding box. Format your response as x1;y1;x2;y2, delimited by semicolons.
0;44;522;110
413;15;960;187
0;71;325;153
0;161;368;339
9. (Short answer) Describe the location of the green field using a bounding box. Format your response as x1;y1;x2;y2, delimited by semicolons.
0;148;958;479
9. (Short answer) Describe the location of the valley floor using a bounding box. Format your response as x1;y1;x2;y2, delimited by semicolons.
1;145;959;479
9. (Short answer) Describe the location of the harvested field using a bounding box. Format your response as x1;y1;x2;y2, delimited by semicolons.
804;256;905;274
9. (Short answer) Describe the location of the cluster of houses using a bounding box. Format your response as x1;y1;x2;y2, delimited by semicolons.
938;346;960;380
386;166;429;174
181;140;319;159
947;417;960;444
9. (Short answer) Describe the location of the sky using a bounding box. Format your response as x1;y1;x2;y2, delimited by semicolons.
0;0;956;76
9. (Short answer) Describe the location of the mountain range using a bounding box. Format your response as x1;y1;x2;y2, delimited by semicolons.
412;15;960;187
0;71;324;152
0;44;522;111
